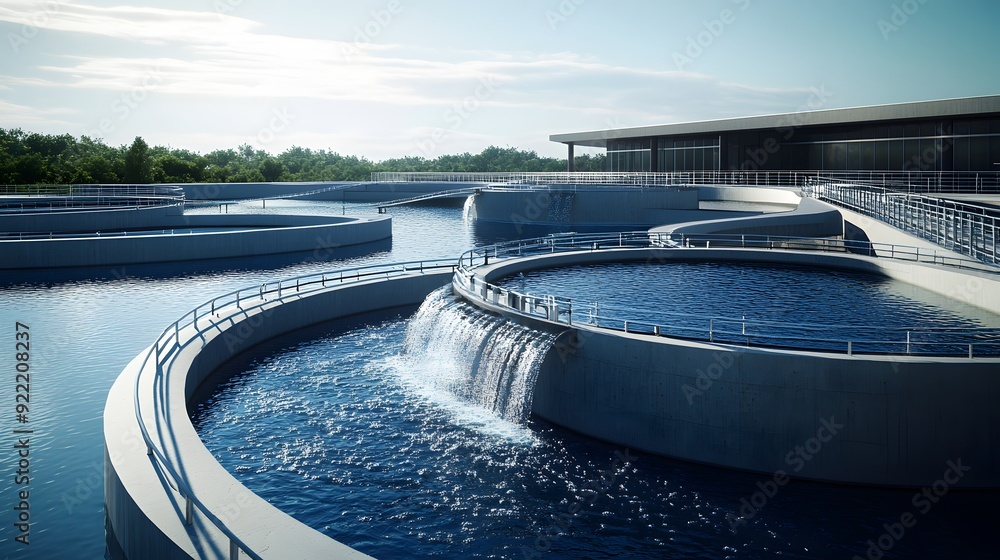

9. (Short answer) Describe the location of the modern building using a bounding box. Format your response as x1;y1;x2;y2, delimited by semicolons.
551;95;1000;174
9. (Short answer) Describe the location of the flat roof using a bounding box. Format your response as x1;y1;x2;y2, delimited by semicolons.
551;95;1000;148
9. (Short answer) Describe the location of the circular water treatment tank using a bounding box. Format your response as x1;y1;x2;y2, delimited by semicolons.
493;261;1000;355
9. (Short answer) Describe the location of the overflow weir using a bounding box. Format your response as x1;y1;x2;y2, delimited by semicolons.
403;287;556;422
452;233;1000;488
106;262;455;560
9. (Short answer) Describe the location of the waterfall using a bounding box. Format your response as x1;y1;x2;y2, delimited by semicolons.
401;286;555;423
462;193;476;221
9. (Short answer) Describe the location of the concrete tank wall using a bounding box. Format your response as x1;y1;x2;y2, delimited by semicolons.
468;185;813;227
0;203;184;233
532;327;998;487
654;198;845;239
105;270;452;559
0;214;391;269
461;247;1000;487
694;185;801;204
469;187;709;226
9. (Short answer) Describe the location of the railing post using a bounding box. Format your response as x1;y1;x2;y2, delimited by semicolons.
230;540;240;560
185;495;193;525
848;341;853;356
906;331;911;355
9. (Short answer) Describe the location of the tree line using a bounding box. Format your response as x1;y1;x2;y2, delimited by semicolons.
0;129;607;185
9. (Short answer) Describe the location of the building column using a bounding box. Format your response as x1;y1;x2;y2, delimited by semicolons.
650;137;659;172
567;143;575;172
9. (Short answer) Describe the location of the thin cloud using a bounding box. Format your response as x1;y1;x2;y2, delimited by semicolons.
0;99;76;128
4;1;809;110
1;1;825;158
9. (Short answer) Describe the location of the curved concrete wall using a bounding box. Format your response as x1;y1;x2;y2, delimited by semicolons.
0;203;184;233
458;248;1000;487
532;325;998;488
105;269;453;559
0;214;391;269
653;197;845;239
468;185;812;228
469;186;710;226
694;185;801;204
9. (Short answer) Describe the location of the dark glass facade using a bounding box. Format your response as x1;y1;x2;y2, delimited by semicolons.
605;115;1000;173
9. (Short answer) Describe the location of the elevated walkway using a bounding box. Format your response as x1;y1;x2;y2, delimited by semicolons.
935;193;1000;210
373;187;479;212
650;197;845;242
185;183;366;209
810;181;1000;267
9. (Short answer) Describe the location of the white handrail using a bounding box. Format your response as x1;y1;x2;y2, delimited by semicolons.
809;181;1000;266
369;171;1000;193
453;233;1000;357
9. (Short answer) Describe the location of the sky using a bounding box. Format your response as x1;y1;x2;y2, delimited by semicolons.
1;0;999;160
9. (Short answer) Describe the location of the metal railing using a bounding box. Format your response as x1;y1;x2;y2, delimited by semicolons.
457;231;994;272
453;233;1000;357
371;171;812;187
371;171;1000;193
820;171;1000;194
185;182;367;208
372;187;480;211
0;185;185;213
133;260;456;560
809;180;1000;266
0;228;258;241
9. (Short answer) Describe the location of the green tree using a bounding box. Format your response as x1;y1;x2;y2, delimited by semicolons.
259;157;286;182
123;137;153;183
0;127;592;183
13;153;48;184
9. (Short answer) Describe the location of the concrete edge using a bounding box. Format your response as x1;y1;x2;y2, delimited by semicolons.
652;196;845;239
105;270;452;559
2;214;391;269
463;246;1000;349
452;248;1000;487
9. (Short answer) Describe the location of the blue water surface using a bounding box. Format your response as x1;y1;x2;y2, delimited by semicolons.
494;261;1000;354
192;307;997;559
0;199;995;559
